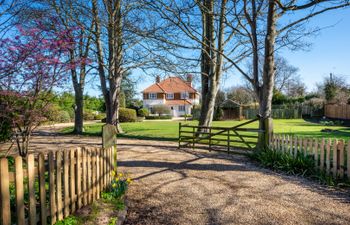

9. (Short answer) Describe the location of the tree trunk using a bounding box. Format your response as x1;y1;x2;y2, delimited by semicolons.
198;0;226;128
73;88;84;134
258;0;277;148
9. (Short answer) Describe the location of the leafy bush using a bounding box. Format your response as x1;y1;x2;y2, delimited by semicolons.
250;148;315;176
180;114;192;117
213;107;223;121
83;110;95;121
152;105;171;116
94;113;105;120
56;111;71;123
137;108;149;117
320;119;344;126
0;117;13;142
145;115;172;120
119;108;137;122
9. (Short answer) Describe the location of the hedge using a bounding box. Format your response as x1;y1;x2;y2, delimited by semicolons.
119;108;137;122
137;108;149;117
145;115;172;120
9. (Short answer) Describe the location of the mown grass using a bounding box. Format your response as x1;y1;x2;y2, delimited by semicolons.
61;119;350;141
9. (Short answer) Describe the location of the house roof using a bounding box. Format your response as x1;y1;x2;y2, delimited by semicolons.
142;77;197;93
165;100;192;105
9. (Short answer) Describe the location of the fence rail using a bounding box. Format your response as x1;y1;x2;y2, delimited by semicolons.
0;146;116;225
270;135;350;180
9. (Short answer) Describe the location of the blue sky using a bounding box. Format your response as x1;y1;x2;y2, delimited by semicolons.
82;7;350;98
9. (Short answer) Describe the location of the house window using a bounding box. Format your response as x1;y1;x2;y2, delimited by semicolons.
181;92;189;99
166;93;174;99
149;93;157;99
179;105;185;112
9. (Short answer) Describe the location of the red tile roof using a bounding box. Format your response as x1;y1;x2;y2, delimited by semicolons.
142;77;197;93
165;100;192;105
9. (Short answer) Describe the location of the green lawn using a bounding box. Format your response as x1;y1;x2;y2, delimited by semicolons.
62;119;350;141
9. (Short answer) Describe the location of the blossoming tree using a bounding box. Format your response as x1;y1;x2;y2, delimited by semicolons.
0;20;82;156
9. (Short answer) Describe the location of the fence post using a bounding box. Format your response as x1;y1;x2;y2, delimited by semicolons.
320;138;325;171
178;123;181;148
70;149;76;212
63;150;70;216
326;139;331;175
56;152;63;221
338;140;344;179
227;129;230;153
49;151;56;225
333;139;338;177
1;157;11;225
76;148;82;208
15;156;25;225
27;154;36;225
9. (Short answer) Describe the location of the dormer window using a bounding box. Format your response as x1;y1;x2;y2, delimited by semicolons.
149;93;157;99
166;93;174;99
181;92;189;99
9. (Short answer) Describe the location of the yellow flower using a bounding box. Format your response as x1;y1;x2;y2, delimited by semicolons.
115;177;119;182
111;170;116;176
118;173;123;177
126;178;132;183
112;183;117;188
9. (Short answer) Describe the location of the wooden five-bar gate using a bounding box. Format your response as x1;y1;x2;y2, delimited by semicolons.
178;118;264;152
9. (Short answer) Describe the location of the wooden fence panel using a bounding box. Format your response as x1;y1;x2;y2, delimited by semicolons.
320;138;325;170
0;146;115;225
338;140;344;178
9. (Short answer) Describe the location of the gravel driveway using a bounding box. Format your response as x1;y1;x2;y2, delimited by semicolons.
3;124;350;225
118;139;350;225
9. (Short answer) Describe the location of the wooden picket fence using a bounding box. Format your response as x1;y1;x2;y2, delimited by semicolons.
0;146;116;225
270;135;350;180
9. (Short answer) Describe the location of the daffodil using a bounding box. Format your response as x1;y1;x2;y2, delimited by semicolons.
115;177;119;182
111;170;116;176
118;173;123;177
112;183;117;188
126;178;132;183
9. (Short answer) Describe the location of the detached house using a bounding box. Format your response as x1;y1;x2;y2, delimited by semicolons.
142;75;200;117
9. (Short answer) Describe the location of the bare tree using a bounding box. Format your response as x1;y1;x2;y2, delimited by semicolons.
91;0;153;132
48;0;94;134
227;0;350;147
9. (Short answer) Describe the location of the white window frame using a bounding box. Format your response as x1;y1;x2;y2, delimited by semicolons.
181;92;189;99
178;105;186;112
166;93;174;99
149;93;157;99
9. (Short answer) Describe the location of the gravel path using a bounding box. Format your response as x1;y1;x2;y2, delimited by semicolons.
118;139;350;225
3;124;350;225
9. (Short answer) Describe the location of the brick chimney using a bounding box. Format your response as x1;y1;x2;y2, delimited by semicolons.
156;75;160;83
186;74;193;86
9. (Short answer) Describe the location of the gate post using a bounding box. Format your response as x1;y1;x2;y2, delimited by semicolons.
264;118;273;149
